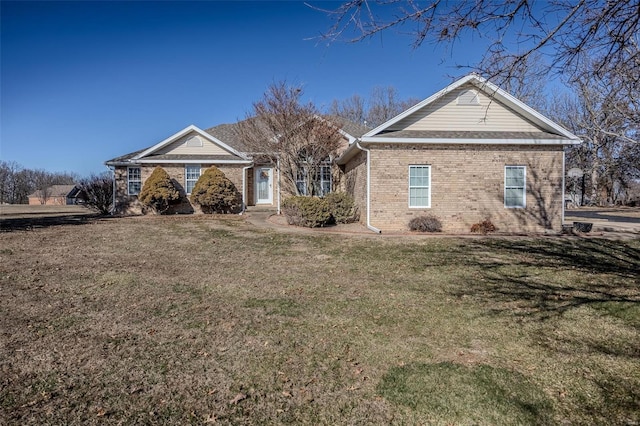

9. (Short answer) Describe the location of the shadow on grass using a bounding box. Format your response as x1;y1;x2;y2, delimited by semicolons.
0;213;104;232
451;238;640;322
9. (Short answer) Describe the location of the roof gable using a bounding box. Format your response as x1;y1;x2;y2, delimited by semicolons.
134;125;249;161
364;74;580;141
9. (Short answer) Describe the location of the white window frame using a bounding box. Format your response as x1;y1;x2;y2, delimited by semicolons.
127;167;141;195
408;165;431;208
185;165;201;195
296;162;332;197
504;165;526;208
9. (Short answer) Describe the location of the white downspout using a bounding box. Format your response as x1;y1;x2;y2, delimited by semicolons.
276;157;281;215
561;148;566;229
241;164;253;214
107;165;116;215
356;142;381;234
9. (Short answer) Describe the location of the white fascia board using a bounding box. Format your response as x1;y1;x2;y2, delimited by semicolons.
133;125;250;160
360;137;582;145
136;159;252;164
363;74;477;137
338;128;357;144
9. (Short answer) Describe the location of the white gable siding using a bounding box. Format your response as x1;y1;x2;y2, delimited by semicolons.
155;132;233;156
389;85;541;132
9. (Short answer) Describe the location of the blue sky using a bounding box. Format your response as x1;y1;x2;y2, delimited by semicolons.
2;1;491;176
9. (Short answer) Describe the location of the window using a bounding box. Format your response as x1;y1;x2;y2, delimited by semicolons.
185;165;201;194
505;166;526;208
296;164;332;196
128;167;141;195
409;165;431;208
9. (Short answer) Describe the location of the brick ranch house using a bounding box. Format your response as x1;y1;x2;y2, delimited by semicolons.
106;74;581;233
105;120;367;215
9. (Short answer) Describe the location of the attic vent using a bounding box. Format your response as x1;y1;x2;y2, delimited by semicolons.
185;136;203;147
457;90;480;105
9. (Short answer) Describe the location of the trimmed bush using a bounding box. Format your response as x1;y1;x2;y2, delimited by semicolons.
325;192;358;224
190;166;242;214
408;215;442;232
138;167;180;214
282;196;331;228
470;219;498;234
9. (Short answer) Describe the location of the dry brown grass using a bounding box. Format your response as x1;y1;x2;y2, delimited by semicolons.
1;215;638;425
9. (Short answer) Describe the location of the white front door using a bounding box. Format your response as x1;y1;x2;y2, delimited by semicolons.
255;167;273;204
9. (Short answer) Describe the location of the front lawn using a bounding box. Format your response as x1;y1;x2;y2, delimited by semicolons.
1;215;638;425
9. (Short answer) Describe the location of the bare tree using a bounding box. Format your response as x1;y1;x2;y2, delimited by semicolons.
77;173;113;214
329;86;420;128
235;82;345;197
312;0;640;87
329;94;366;125
550;64;640;205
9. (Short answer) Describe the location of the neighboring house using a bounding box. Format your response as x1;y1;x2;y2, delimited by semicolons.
336;74;581;233
105;122;365;214
106;73;580;233
28;185;81;205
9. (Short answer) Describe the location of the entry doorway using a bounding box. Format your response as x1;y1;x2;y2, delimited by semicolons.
255;167;273;204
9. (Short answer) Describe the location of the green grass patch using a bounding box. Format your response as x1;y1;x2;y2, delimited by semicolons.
378;362;554;425
592;301;640;328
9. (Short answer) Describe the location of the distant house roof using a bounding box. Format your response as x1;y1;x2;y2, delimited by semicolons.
28;185;77;199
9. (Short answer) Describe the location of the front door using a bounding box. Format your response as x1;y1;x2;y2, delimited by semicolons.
255;167;273;204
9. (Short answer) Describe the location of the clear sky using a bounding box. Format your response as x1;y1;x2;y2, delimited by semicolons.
2;1;488;176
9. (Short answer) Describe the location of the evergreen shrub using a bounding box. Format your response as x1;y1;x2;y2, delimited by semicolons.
190;166;242;214
282;196;331;228
324;192;358;224
138;167;180;214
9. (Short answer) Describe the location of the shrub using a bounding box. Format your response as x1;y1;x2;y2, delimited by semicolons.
470;219;498;234
138;167;181;214
77;173;113;215
190;166;242;214
408;215;442;232
282;196;331;228
324;192;358;224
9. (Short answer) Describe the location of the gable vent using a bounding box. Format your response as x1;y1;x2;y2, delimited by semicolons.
185;136;203;147
457;89;480;105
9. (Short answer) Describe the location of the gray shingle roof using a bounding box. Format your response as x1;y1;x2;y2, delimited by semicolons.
28;185;77;198
106;117;368;166
374;130;569;139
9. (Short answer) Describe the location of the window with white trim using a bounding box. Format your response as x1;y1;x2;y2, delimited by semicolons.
505;166;526;208
409;165;431;208
185;165;201;194
128;167;141;195
296;163;332;196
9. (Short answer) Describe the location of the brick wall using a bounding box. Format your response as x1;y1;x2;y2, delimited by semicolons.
361;144;564;233
114;164;246;215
